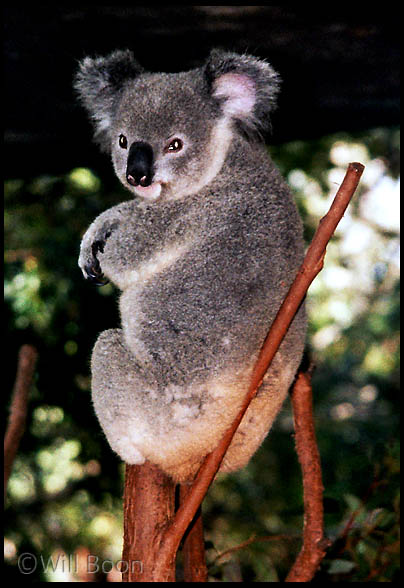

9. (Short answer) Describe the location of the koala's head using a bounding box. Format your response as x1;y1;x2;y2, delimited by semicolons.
74;49;280;201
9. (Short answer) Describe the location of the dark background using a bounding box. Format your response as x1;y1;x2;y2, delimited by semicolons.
5;6;399;178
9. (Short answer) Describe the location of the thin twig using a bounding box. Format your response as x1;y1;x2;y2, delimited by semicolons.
338;477;383;545
212;533;297;566
150;162;364;579
4;344;38;495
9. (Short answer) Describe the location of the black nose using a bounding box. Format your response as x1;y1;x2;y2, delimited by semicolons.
126;141;154;187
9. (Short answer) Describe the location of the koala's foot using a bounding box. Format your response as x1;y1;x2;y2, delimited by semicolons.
90;328;151;465
90;327;225;481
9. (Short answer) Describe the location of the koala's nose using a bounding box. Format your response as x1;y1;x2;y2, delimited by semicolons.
126;141;154;187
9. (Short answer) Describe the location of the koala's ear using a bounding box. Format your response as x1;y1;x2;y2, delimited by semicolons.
74;50;143;151
204;49;281;138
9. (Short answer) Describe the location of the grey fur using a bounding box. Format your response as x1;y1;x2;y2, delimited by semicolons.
75;49;306;482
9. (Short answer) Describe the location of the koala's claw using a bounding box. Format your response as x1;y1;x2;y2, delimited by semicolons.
83;239;109;286
84;261;109;286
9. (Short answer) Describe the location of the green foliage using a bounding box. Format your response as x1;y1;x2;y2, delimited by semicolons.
4;128;399;581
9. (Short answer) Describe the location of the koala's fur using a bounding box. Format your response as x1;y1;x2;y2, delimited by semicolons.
75;49;306;482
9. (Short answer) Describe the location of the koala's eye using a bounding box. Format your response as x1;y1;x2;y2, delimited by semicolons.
119;134;128;149
165;138;183;153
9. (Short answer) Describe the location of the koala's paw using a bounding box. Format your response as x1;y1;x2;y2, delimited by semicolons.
80;222;119;286
83;240;110;286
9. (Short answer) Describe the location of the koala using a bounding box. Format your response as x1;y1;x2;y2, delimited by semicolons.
74;49;306;483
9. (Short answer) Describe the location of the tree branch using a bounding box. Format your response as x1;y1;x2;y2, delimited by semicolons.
4;344;38;495
122;462;176;581
284;368;331;582
180;483;208;582
122;162;364;581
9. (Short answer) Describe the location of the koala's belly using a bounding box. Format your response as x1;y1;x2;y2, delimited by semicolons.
118;268;264;390
117;234;303;390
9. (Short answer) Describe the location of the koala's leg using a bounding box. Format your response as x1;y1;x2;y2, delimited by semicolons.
90;327;224;481
90;328;154;465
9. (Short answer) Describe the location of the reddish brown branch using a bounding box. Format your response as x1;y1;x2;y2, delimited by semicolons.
122;462;176;581
4;344;38;495
180;484;208;582
122;162;364;581
285;369;330;582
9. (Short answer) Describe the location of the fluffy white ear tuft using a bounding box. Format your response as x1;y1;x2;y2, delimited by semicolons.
205;50;281;138
74;49;143;152
212;73;257;119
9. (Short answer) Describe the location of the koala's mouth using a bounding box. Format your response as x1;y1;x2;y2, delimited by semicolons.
133;182;163;201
